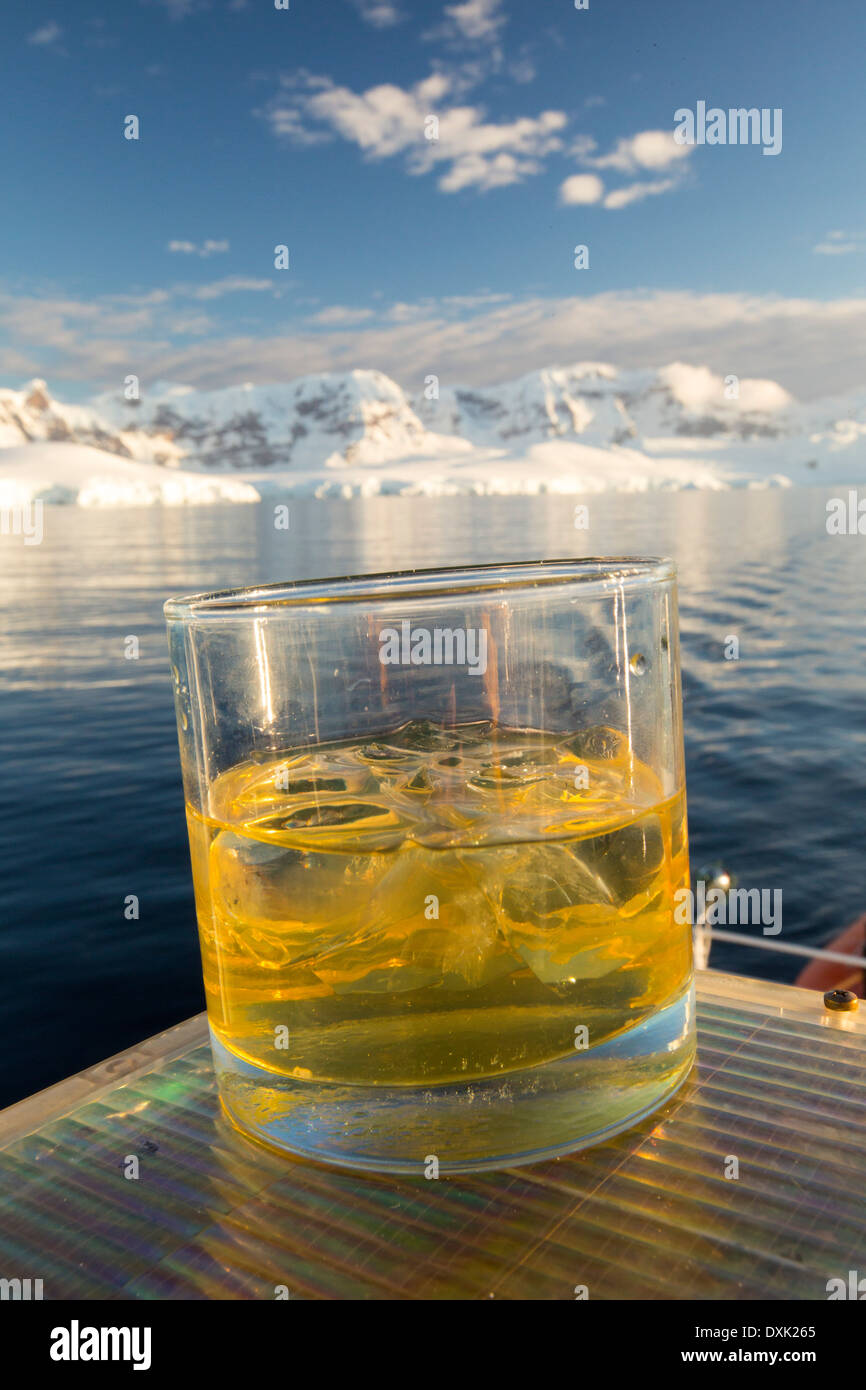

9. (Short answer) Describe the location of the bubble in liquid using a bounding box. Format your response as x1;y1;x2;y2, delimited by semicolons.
630;652;647;676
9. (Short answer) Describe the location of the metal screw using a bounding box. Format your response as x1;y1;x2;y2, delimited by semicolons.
823;989;859;1013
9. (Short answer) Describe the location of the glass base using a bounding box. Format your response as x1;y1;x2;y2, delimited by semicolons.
211;984;695;1175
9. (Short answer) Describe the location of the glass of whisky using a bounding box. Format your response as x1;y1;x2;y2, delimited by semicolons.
165;560;694;1173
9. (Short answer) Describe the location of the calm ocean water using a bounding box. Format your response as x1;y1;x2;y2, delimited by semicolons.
1;488;864;1107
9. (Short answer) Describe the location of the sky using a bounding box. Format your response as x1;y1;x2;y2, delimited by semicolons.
1;0;865;401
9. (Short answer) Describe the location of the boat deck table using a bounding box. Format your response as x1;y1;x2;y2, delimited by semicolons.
1;971;864;1300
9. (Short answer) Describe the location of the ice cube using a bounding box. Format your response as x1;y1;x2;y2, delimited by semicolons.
496;841;630;987
208;830;391;968
312;845;517;995
516;930;623;987
500;842;614;928
467;746;557;791
245;795;415;851
217;752;378;822
578;816;666;914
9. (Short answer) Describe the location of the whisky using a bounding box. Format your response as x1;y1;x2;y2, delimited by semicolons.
187;721;691;1088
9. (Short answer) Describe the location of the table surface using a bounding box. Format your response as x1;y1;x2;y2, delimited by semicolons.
1;970;864;1300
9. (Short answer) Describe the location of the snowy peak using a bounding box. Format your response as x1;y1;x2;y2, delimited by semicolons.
414;362;795;450
91;369;466;471
0;378;179;463
415;365;644;447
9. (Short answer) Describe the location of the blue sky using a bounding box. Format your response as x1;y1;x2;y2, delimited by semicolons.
2;0;865;399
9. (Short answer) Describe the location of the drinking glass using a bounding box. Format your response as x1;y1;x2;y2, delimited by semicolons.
165;559;694;1173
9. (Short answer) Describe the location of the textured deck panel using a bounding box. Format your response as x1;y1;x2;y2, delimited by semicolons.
0;973;864;1300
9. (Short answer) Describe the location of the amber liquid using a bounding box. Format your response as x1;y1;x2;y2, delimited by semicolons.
187;721;691;1087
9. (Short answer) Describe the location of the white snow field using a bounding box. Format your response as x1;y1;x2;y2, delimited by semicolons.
0;443;259;507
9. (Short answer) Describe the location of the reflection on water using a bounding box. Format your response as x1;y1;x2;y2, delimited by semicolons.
0;489;864;1105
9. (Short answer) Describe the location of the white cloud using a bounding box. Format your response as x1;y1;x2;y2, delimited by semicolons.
350;0;403;26
509;53;536;84
165;313;215;336
299;71;451;158
167;239;230;257
442;292;511;308
561;129;693;211
265;70;566;192
263;103;334;147
190;277;274;300
378;291;510;319
603;177;678;210
659;362;792;413
27;23;63;46
569;134;598;160
813;242;859;256
560;173;604;205
5;288;866;402
443;0;506;41
385;302;434;322
589;129;692;173
0;281;273;365
419;105;567;190
813;231;862;256
435;149;530;192
307;306;376;325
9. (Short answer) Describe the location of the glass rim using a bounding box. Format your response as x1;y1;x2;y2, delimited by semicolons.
164;556;676;619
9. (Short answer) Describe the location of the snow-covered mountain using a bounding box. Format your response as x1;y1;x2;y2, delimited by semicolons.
0;362;859;467
89;369;471;471
413;362;798;448
1;362;865;504
84;362;807;469
0;379;182;464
